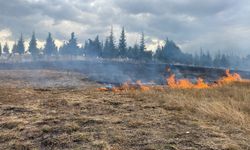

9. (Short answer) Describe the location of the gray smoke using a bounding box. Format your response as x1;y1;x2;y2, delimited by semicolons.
2;56;249;89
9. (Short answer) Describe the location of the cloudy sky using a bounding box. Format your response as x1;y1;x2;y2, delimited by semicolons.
1;0;250;55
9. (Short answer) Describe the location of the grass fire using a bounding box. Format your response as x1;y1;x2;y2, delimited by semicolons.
98;69;246;92
0;66;250;150
1;0;250;149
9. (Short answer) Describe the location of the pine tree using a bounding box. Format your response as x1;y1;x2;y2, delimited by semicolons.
68;32;79;55
94;35;102;57
44;32;57;56
102;38;110;58
109;26;117;58
102;27;117;58
84;36;102;57
155;42;163;61
127;46;133;59
59;33;80;56
133;43;140;59
160;38;189;63
118;27;127;58
3;43;10;54
139;32;146;54
12;42;18;54
59;42;67;55
28;32;39;56
17;34;25;54
109;27;115;51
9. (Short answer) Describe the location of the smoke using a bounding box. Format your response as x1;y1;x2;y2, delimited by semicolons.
2;57;246;89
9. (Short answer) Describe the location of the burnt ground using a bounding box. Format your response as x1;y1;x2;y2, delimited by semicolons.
0;69;250;150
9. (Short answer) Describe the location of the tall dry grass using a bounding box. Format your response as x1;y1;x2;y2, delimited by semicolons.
130;82;250;130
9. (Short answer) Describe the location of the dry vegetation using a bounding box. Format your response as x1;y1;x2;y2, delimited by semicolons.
0;70;250;150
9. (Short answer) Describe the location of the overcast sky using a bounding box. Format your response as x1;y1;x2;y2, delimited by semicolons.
1;0;250;55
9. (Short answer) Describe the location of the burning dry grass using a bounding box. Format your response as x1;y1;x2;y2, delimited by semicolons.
0;70;250;149
98;69;245;92
166;69;243;89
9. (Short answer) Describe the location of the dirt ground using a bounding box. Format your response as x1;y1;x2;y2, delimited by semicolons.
0;69;250;150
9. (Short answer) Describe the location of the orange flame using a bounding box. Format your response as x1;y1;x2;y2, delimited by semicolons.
166;69;243;89
98;69;246;92
216;69;241;84
136;80;150;91
195;78;209;89
166;75;208;89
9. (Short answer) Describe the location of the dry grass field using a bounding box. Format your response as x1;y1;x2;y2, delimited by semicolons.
0;70;250;150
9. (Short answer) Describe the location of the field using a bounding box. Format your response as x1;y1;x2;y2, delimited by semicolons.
0;69;250;150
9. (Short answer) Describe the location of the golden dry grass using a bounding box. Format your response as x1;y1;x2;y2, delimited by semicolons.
0;70;250;150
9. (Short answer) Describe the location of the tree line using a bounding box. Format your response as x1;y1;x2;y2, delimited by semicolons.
0;27;249;69
0;27;194;63
0;27;151;59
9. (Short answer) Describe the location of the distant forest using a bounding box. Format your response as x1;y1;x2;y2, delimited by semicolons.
0;27;250;69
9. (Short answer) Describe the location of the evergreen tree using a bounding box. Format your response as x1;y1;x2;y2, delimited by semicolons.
94;36;102;56
44;32;57;56
102;38;110;58
118;27;127;58
28;32;39;56
138;32;152;61
17;34;25;54
156;38;192;64
127;44;138;59
67;32;79;55
126;46;133;59
132;43;140;59
154;43;163;61
12;42;18;54
3;43;10;54
139;32;146;54
84;36;102;57
102;27;117;58
162;39;180;63
108;26;117;58
59;42;67;55
59;33;79;55
83;40;88;56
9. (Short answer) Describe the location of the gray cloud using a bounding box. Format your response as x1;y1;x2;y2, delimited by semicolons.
0;0;250;55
